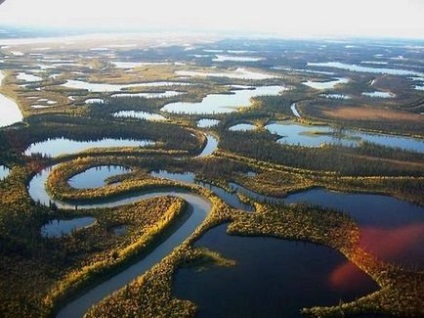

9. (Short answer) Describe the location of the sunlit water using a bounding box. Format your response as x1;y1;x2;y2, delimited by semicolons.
113;110;166;121
162;86;285;114
68;165;132;189
265;121;424;152
24;137;154;157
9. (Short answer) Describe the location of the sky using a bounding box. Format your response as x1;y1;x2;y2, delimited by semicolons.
0;0;423;38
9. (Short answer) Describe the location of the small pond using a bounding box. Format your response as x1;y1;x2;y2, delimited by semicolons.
197;119;221;128
0;165;10;180
303;77;349;90
229;123;257;131
320;94;350;99
113;110;166;121
68;165;132;189
85;98;105;104
173;225;378;318
24;137;154;157
16;72;42;82
161;86;284;114
362;91;395;98
41;217;96;238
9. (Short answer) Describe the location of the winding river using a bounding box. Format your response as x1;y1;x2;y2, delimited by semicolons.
28;134;218;317
27;132;423;317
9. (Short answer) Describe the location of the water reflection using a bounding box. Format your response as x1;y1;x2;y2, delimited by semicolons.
69;165;132;189
41;217;96;238
24;137;154;157
174;225;378;318
162;86;284;114
265;121;424;152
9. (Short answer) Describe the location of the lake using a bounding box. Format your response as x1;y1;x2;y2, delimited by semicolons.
265;121;424;152
303;77;349;90
308;62;424;77
24;137;154;157
174;225;378;318
161;86;285;114
0;71;23;127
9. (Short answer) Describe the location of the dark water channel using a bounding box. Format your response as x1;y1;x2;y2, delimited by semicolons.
174;225;379;318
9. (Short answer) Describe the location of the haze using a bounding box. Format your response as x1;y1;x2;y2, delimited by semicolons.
0;0;423;38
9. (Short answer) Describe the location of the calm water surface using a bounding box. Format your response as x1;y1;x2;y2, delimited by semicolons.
229;123;257;131
0;165;10;180
162;86;284;114
24;137;154;157
113;110;166;121
308;62;424;77
41;217;96;238
0;72;23;127
174;225;378;318
69;165;132;189
197;119;221;128
265;121;424;152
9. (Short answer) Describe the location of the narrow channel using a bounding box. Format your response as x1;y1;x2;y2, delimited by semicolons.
27;132;219;317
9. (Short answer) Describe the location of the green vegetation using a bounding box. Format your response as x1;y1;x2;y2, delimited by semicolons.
0;37;423;318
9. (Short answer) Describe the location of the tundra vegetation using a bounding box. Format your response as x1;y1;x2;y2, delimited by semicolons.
0;35;423;317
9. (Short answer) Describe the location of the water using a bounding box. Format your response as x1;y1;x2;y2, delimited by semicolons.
229;123;257;131
362;92;395;98
41;217;96;238
111;91;183;99
320;94;350;100
85;99;104;104
56;192;211;318
198;134;218;157
150;170;253;211
284;189;424;268
0;72;23;127
0;165;10;180
161;86;284;114
151;170;196;184
27;158;423;317
290;103;301;117
308;62;424;77
303;77;349;90
174;225;378;318
411;77;424;90
113;111;166;121
68;166;132;189
16;72;42;82
112;61;170;68
61;80;191;92
175;67;279;80
266;122;355;148
212;55;263;62
265;121;424;152
24;137;154;157
197;119;221;128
